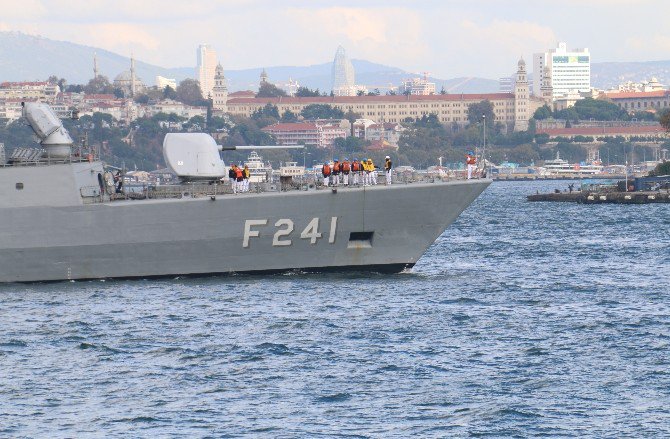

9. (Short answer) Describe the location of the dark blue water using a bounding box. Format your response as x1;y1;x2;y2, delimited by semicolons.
2;181;669;437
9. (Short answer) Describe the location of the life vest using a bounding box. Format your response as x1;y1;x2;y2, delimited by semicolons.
332;162;340;174
342;161;350;173
366;162;373;171
244;168;250;178
466;155;476;165
385;159;392;171
352;161;360;172
235;168;243;179
322;164;331;176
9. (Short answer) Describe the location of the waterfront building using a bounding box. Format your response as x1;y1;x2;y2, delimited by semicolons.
533;42;591;99
611;78;666;93
262;122;348;148
331;46;356;96
605;90;670;113
147;99;207;120
364;122;405;146
227;92;524;129
499;76;513;93
156;76;177;90
212;63;228;113
196;44;218;98
0;81;60;102
399;75;436;95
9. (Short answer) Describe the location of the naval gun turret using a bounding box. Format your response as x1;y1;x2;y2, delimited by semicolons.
163;133;303;182
22;102;74;159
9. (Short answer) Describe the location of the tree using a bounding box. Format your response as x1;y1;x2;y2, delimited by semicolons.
175;79;206;106
650;161;670;176
356;90;365;96
467;100;495;127
439;87;447;95
344;109;361;137
256;82;287;98
555;98;628;121
163;85;177;100
300;104;344;120
661;110;670;132
280;109;298;122
83;75;115;94
252;103;280;120
294;87;321;97
533;105;552;120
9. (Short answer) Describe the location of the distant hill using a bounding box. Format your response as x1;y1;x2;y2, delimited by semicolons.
0;31;499;94
591;60;670;89
0;31;192;85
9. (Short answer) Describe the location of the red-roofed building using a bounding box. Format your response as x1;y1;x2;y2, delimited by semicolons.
262;122;348;148
228;90;256;98
0;81;60;102
604;90;670;113
228;92;530;130
536;124;669;140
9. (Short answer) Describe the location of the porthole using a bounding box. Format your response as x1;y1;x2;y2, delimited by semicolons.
15;183;24;190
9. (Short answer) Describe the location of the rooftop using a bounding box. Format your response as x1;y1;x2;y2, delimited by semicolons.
228;93;515;105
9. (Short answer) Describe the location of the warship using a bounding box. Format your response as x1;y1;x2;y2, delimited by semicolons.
0;103;490;283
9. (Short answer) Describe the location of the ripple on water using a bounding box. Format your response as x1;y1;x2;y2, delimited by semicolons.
0;181;669;436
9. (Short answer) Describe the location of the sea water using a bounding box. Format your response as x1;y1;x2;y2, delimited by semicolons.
1;180;669;437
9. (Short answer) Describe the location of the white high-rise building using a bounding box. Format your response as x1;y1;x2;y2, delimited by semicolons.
331;46;355;96
533;42;590;99
196;44;218;99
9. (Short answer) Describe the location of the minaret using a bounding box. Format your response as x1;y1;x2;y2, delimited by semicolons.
540;66;553;108
514;57;529;132
93;52;99;79
130;53;136;97
212;63;228;112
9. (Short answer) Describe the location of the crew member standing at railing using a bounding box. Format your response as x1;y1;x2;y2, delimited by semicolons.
332;159;341;186
367;158;377;185
466;151;477;180
229;164;236;188
351;159;361;185
234;164;244;194
384;155;393;185
322;162;332;187
342;158;351;186
243;165;250;192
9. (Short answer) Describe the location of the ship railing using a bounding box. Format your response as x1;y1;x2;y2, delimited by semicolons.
84;171;477;204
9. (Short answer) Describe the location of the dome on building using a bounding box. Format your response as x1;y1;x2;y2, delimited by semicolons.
114;70;132;82
518;57;526;67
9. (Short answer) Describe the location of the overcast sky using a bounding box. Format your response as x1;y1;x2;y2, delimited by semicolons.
1;0;668;78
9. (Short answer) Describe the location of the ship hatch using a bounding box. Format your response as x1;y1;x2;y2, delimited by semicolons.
348;232;374;249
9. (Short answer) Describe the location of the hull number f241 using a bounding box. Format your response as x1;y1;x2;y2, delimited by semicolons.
243;217;338;248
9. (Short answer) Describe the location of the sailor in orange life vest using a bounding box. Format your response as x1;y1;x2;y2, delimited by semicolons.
234;164;244;193
351;159;361;185
341;158;351;186
466;151;477;179
332;159;341;186
321;162;332;187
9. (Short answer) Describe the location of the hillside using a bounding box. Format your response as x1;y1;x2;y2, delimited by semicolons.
0;31;499;93
591;60;670;89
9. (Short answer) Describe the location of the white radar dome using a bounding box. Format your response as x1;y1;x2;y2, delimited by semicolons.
163;133;226;180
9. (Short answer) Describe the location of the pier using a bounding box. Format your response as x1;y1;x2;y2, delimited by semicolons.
528;191;670;204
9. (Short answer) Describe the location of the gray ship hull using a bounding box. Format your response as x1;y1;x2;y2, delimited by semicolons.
0;178;489;283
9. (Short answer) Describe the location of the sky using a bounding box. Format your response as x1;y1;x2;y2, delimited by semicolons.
1;0;668;78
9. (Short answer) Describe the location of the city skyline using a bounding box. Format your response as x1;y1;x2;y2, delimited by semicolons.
1;0;669;79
